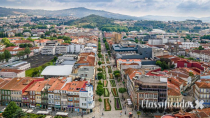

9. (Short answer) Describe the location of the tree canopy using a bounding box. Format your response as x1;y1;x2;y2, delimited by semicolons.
4;50;11;62
2;101;20;118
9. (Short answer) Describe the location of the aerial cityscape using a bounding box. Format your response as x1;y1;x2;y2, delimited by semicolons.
1;0;210;118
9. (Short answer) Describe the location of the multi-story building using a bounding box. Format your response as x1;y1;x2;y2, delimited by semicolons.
80;47;97;55
2;61;31;71
194;80;210;108
126;72;167;110
73;66;95;84
62;81;94;113
55;45;68;54
0;78;11;106
179;42;200;49
41;78;57;109
0;69;25;78
29;80;47;107
41;46;56;55
1;77;21;106
117;59;142;70
167;81;182;104
69;44;85;54
48;78;65;111
190;50;210;62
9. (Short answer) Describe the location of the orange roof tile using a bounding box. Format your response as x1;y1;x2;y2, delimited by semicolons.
0;68;24;73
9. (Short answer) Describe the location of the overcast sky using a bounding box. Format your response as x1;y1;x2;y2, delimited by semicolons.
1;0;210;17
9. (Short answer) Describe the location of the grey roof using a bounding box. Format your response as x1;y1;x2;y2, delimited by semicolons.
136;75;167;84
122;38;135;41
112;44;138;51
41;65;73;76
61;61;76;65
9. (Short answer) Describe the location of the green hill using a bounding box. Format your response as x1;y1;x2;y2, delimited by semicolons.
64;14;128;32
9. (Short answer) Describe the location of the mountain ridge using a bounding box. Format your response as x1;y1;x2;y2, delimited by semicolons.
0;7;210;22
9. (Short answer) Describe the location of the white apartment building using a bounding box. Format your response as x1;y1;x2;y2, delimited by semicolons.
189;50;210;62
79;84;94;110
80;47;97;55
55;46;68;54
41;46;56;55
179;42;200;49
69;44;85;54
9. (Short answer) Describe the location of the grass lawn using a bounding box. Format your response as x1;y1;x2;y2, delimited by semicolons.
26;61;53;77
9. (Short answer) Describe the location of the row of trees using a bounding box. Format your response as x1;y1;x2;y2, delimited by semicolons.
19;43;33;48
98;42;101;51
105;42;110;50
96;80;104;98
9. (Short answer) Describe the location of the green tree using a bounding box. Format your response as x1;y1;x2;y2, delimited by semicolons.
198;46;204;50
137;111;141;118
97;68;103;72
4;50;11;62
97;73;103;80
189;72;194;77
96;86;104;97
40;34;45;38
123;36;127;39
99;98;102;102
114;73;120;79
24;47;31;58
98;80;103;85
2;101;19;118
27;37;34;41
119;88;126;97
12;108;26;118
0;53;5;62
156;60;162;66
17;51;25;60
32;68;39;77
98;53;102;58
53;56;58;62
98;61;102;66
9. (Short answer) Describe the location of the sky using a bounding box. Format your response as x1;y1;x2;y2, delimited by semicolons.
1;0;210;17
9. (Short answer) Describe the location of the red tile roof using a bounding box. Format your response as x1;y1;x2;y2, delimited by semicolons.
0;69;24;73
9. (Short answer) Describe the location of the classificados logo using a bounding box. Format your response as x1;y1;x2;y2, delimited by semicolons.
140;100;204;109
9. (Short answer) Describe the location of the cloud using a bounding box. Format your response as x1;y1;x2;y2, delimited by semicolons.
54;0;113;2
0;0;210;17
